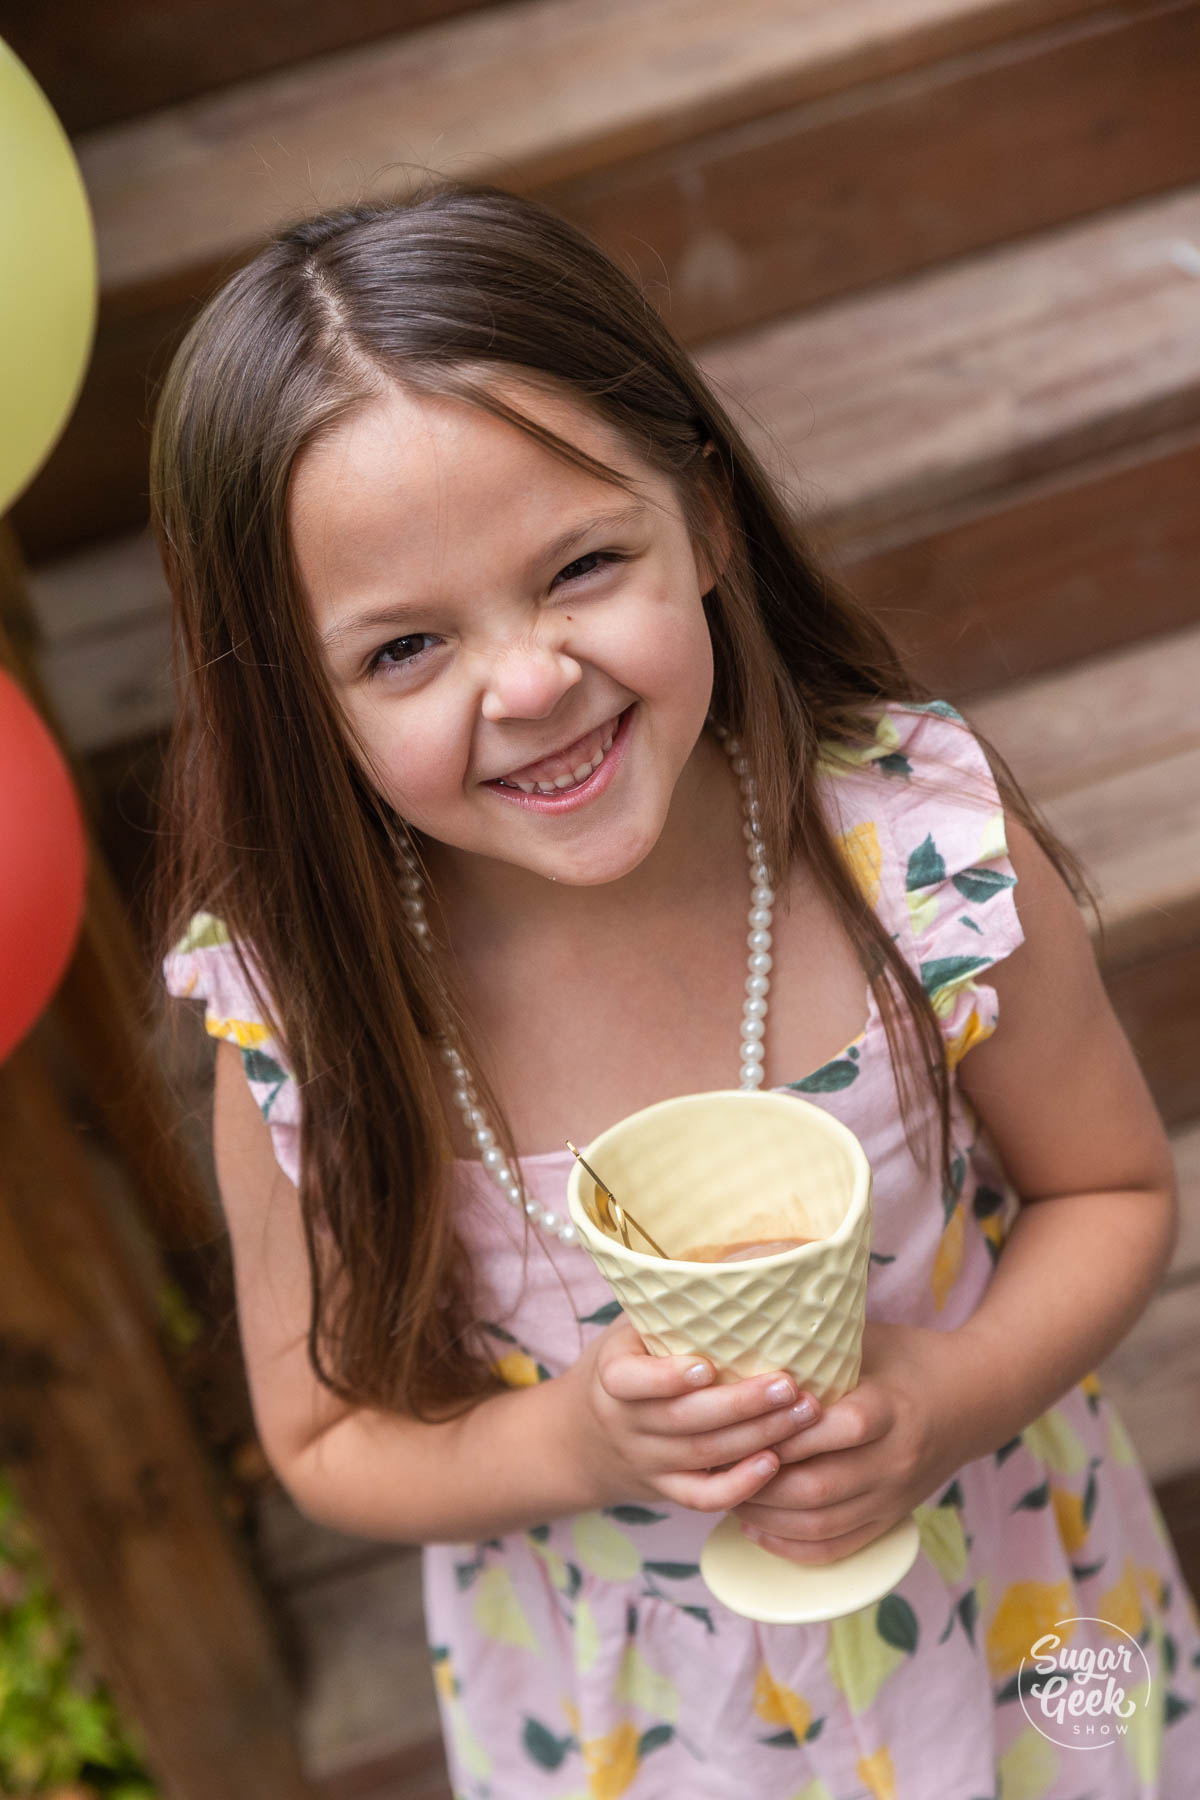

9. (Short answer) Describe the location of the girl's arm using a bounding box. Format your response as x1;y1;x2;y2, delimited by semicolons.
944;809;1178;1457
212;1042;812;1544
734;813;1178;1561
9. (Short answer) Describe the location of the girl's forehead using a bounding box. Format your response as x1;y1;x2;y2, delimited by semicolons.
288;380;669;580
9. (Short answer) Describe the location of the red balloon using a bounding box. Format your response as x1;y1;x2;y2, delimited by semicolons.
0;668;87;1060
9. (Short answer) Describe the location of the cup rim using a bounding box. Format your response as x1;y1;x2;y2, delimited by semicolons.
565;1088;871;1270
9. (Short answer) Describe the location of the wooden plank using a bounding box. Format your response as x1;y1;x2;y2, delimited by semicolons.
5;0;506;135
0;1038;315;1799
966;618;1200;800
1099;1284;1200;1484
76;0;1101;310
548;1;1200;345
1108;940;1200;1128
842;424;1200;696
700;184;1200;541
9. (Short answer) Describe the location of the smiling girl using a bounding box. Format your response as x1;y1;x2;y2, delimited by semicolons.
156;181;1200;1798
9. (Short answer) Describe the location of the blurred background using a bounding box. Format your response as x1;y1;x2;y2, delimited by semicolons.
1;2;1198;1795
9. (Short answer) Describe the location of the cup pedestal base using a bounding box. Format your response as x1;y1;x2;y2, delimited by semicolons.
699;1513;921;1624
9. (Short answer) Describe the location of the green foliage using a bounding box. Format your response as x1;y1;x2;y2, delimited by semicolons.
0;1474;161;1797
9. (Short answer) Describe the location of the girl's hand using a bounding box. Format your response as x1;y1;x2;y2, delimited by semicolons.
732;1319;978;1563
563;1315;825;1512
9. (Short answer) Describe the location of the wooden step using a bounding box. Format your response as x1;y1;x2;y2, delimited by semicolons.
246;1120;1200;1788
16;0;1200;560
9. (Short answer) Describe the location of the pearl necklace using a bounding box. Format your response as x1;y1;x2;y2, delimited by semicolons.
396;713;775;1248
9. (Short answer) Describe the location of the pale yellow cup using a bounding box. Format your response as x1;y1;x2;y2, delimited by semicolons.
565;1088;920;1623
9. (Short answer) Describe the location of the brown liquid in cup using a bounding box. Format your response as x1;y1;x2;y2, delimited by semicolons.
675;1234;818;1264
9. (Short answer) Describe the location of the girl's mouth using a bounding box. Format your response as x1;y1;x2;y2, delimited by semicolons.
483;705;635;812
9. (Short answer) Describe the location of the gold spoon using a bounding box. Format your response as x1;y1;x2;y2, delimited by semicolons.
566;1140;669;1258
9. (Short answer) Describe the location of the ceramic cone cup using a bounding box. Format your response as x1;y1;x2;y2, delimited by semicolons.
565;1089;919;1623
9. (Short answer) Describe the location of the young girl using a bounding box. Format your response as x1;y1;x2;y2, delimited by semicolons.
155;180;1200;1799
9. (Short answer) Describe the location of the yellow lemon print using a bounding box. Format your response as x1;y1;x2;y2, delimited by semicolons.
1097;1558;1143;1640
931;1201;965;1311
615;1645;680;1723
997;1725;1058;1800
913;1503;968;1583
582;1721;641;1800
986;1580;1073;1681
856;1745;897;1800
205;1013;269;1049
1022;1409;1088;1476
945;1004;993;1072
827;1606;907;1714
571;1513;641;1582
837;820;882;909
753;1664;813;1740
528;1535;570;1591
1079;1369;1103;1400
493;1350;542;1387
473;1565;537;1650
1050;1488;1089;1556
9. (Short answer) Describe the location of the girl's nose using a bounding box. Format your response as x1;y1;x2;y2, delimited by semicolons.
479;637;584;723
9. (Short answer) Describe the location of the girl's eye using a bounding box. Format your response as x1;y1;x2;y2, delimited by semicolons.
555;549;623;585
365;553;622;677
367;633;438;677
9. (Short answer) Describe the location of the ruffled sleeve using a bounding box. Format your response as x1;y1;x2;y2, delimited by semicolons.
826;699;1026;1072
162;912;302;1186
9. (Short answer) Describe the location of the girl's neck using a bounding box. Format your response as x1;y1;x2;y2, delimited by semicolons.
419;724;747;962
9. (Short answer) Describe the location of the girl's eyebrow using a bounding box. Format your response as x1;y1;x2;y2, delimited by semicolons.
318;500;650;651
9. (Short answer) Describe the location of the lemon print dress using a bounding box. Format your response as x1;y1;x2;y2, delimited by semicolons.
164;700;1200;1799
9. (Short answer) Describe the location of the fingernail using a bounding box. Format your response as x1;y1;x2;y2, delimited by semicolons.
765;1376;796;1404
686;1362;713;1385
740;1523;764;1544
790;1396;817;1424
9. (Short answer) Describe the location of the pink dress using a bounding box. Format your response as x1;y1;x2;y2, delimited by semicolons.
164;700;1200;1799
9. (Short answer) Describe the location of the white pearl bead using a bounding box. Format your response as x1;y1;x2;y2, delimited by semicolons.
557;1223;578;1245
746;973;769;997
525;1199;541;1218
467;1106;486;1130
402;896;424;918
740;1015;764;1040
740;1040;765;1063
482;1146;505;1171
726;738;741;756
748;929;772;952
541;1212;559;1233
441;1045;462;1067
748;907;772;930
473;1125;496;1150
740;1061;765;1086
498;1167;519;1192
744;995;767;1017
752;885;774;907
452;1085;472;1111
748;952;773;974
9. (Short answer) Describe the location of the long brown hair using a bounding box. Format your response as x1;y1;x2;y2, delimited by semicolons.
149;179;1100;1423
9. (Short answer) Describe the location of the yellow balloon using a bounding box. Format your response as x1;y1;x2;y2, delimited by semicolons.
0;38;97;515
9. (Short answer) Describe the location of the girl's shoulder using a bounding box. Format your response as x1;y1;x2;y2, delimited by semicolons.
162;913;301;1183
816;697;1026;1072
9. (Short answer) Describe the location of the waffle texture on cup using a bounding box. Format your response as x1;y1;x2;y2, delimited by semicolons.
567;1090;873;1403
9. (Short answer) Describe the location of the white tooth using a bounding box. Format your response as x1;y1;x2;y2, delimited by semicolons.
535;782;559;794
601;733;613;752
514;779;537;794
553;772;576;789
571;759;595;782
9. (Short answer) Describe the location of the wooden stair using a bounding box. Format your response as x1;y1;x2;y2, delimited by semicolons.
9;0;1200;1793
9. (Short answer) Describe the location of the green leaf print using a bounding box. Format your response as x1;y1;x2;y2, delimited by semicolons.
958;1588;978;1648
761;1729;801;1748
1165;1692;1194;1724
1164;1633;1178;1676
578;1300;624;1326
907;700;965;723
972;1184;1006;1218
681;1604;715;1634
876;1593;920;1654
938;1479;964;1508
637;1724;675;1757
1013;1480;1051;1511
522;1716;574;1770
919;953;992;997
959;914;984;934
789;1058;860;1093
1082;1468;1098;1525
907;834;947;891
482;1321;519;1343
878;752;913;777
995;1436;1023;1465
1070;1557;1108;1582
953;866;1016;904
642;1562;702;1581
869;1251;896;1265
607;1505;669;1525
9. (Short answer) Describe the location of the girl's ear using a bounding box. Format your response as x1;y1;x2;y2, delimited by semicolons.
697;440;733;591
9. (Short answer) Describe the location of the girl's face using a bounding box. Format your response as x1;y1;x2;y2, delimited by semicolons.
287;374;728;908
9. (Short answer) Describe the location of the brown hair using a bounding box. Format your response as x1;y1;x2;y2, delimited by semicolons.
149;178;1101;1423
